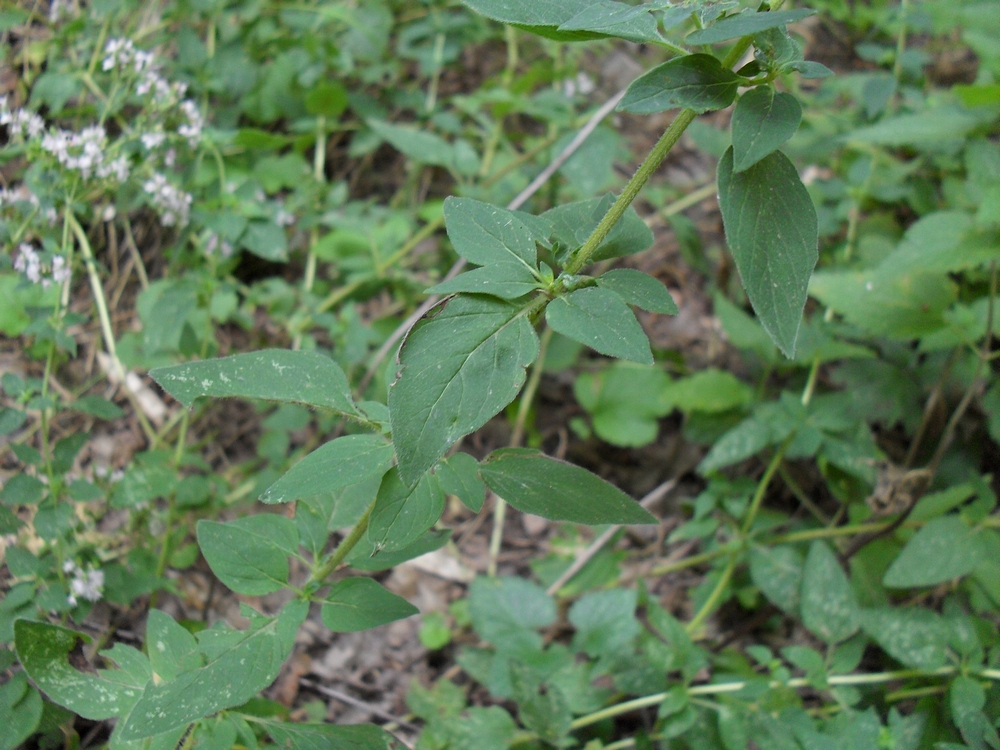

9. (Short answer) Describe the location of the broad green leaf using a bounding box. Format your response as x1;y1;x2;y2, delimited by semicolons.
117;601;307;740
261;720;396;750
388;295;539;485
71;396;125;420
546;287;652;364
844;107;984;147
544;196;653;262
569;589;640;658
660;369;753;414
0;671;43;750
878;211;998;276
427;264;541;299
469;576;556;653
348;529;451;571
951;676;1000;749
443;197;542;269
557;2;662;44
15;621;147;720
367;120;479;176
618;54;741;115
241;220;288;262
574;362;672;447
596;269;678;314
859;608;948;670
368;470;445;552
750;545;804;615
151;350;355;415
801;542;859;644
259;435;395;504
883;516;983;588
717;147;818;357
0;474;45;505
460;0;608;41
436;452;487;512
305;81;348;118
146;610;200;683
196;515;299;596
479;448;656;524
686;9;814;45
320;577;418;632
698;399;799;472
731;87;802;172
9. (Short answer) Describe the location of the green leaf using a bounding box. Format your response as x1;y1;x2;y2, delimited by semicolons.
546;287;652;364
71;396;125;420
596;269;678;314
460;0;607;41
259;435;394;504
388;295;539;485
0;474;45;505
660;369;753;414
443;197;544;269
117;601;307;740
859;608;948;670
750;545;804;615
574;362;672;447
569;589;640;658
844;107;984;147
320;578;418;632
618;54;741;115
557;2;662;44
0;671;43;750
436;452;487;512
544;196;653;262
241;220;288;262
427;265;540;300
260;720;396;750
883;516;983;588
468;576;556;653
305;81;348;118
878;211;996;276
731;87;802;172
717;147;818;357
367;120;479;176
197;515;299;596
15;621;147;720
348;529;451;571
479;448;656;524
686;9;814;45
151;350;356;415
145;610;201;683
800;541;860;644
368;470;445;552
951;676;1000;749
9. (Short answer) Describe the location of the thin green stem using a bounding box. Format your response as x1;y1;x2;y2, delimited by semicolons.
685;555;736;636
308;497;377;587
151;411;190;608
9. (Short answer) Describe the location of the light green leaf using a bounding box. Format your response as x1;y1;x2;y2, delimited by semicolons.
427;263;541;299
686;9;814;44
145;610;200;683
883;516;983;588
574;361;672;447
717;147;818;357
15;621;147;720
151;350;356;415
259;435;394;504
241;220;288;262
800;541;860;644
845;107;984;147
479;448;656;524
388;295;539;485
546;287;652;364
951;675;1000;749
368;470;445;552
469;576;556;653
596;269;678;314
320;578;418;632
731;87;802;172
117;601;307;740
0;474;46;505
878;211;998;276
196;515;299;596
750;545;803;615
0;671;42;750
367;120;479;176
618;54;741;114
260;720;396;750
443;197;543;269
660;369;752;414
859;608;948;670
436;452;487;513
569;589;640;658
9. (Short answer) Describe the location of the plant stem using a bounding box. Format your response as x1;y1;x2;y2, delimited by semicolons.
151;410;190;608
308;497;377;587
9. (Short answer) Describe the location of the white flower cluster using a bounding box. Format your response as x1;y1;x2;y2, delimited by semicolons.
143;173;192;227
103;38;173;102
0;96;44;139
14;244;71;288
177;100;203;146
63;560;104;607
39;124;130;182
204;232;235;257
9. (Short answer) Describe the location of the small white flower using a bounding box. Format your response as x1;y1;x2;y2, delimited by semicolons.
143;172;192;227
177;100;203;146
102;205;117;222
275;208;295;227
68;565;104;604
141;131;165;150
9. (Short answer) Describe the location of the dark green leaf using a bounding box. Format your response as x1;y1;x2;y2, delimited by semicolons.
557;2;662;44
436;452;487;512
427;264;541;299
731;87;802;172
0;671;43;750
951;676;1000;749
320;578;418;632
479;448;656;524
544;196;653;262
618;54;741;115
596;269;678;314
443;197;544;269
197;515;299;596
883;516;984;588
717;147;818;357
71;396;125;420
469;576;555;653
687;9;814;45
546;287;652;364
368;120;479;176
348;529;451;571
145;610;201;683
859;608;948;670
368;470;445;552
241;220;288;262
261;720;395;750
305;81;348;118
800;541;860;644
461;0;605;41
0;408;26;436
388;295;539;485
0;474;45;506
784;60;833;78
260;435;394;504
151;350;356;415
569;589;640;658
750;545;803;615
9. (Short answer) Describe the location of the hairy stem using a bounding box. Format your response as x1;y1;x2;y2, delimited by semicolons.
308;496;378;587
